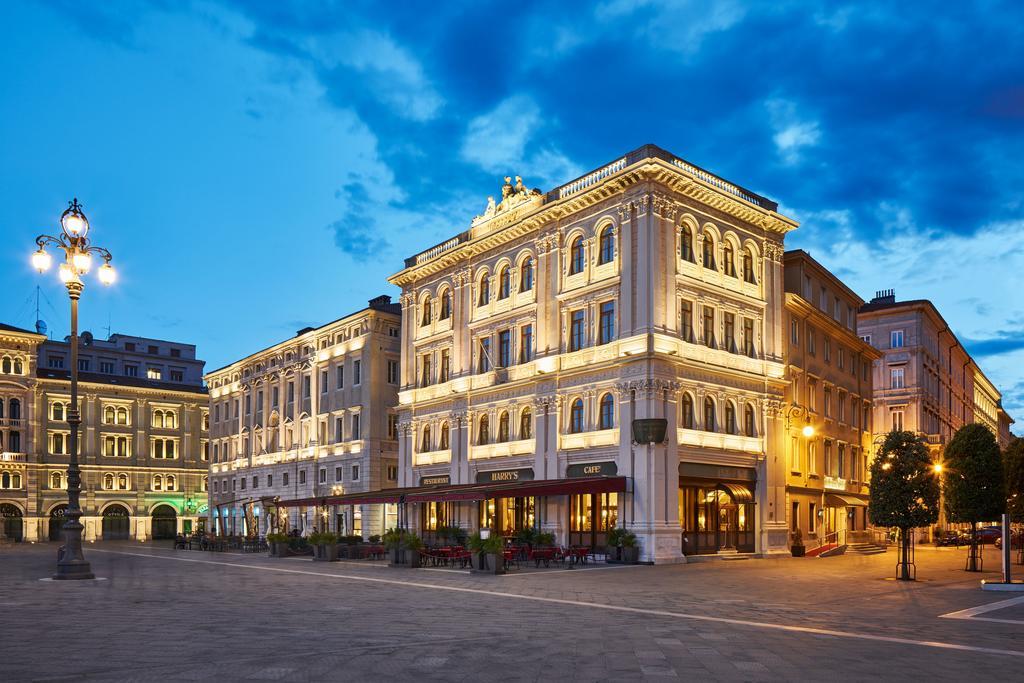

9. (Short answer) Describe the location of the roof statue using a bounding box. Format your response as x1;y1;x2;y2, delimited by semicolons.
472;174;542;227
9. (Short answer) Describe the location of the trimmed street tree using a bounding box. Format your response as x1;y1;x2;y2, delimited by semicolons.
944;423;1005;572
869;431;940;580
1004;437;1024;563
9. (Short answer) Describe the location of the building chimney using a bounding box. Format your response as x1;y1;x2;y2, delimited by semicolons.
871;289;896;305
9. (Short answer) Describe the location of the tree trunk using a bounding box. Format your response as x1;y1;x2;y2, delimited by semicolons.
898;528;913;581
966;522;980;572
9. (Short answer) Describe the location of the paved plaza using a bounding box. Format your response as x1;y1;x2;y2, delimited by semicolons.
2;542;1023;681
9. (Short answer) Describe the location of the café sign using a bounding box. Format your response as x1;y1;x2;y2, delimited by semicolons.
476;468;534;484
566;462;618;478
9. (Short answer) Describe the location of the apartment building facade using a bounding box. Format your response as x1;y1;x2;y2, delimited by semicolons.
205;296;401;538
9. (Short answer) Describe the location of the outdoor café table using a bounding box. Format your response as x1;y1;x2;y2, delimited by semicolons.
569;546;591;565
529;547;556;567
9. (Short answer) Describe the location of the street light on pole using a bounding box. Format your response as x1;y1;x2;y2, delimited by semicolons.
32;198;116;580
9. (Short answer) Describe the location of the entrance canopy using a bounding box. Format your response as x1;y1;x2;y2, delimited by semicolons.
825;493;868;508
273;476;628;508
717;483;754;504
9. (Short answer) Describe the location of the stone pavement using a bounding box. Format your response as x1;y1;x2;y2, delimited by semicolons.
2;542;1022;681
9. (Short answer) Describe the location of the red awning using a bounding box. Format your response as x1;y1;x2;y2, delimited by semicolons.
404;476;628;503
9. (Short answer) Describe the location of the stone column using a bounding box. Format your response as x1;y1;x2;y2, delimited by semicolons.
617;202;634;336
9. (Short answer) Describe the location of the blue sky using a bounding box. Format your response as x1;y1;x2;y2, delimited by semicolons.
1;1;1022;430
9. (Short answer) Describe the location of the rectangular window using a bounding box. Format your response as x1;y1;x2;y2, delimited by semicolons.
823;337;831;362
810;503;817;533
825;440;835;477
420;353;432;387
891;330;904;348
790;319;799;345
790;435;800;472
599;301;616;345
838;348;845;370
124;364;138;377
287;382;295;404
891;367;905;389
723;312;735;353
803;274;812;299
267;474;273;487
352;414;360;440
353;360;361;385
824;387;832;418
519;326;533;363
283;472;289;486
99;360;115;373
337;364;344;389
681;301;694;342
78;359;90;372
439;349;450;382
498;329;512;367
387;360;399;384
570;310;585;352
808;441;817;474
253;476;258;489
703;306;716;348
807;328;815;355
743;317;755;356
891;409;904;431
48;355;65;369
319;468;326;483
147;368;162;380
299;470;306;485
335;467;343;482
388;414;399;440
838;444;846;478
819;286;827;311
320;370;328;392
387;465;398;480
838;391;846;422
171;348;181;358
860;334;872;345
335;417;343;443
170;369;183;382
808;379;818;412
352;465;360;481
478;338;491;373
302;375;311;399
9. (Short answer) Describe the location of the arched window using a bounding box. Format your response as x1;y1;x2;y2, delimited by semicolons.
103;473;114;490
599;394;615;430
520;407;532;439
12;473;21;488
498;411;510;442
104;436;115;457
202;476;208;492
0;400;4;419
725;402;737;434
704;397;716;432
520;257;534;292
723;241;736;277
421;425;431;452
570;398;584;433
742;248;756;283
118;473;129;490
477;274;490;306
439;422;450;450
13;358;23;374
0;472;8;488
50;471;62;489
440;290;452;320
117;407;128;425
104;406;115;424
421;296;432;327
498;267;511;299
681;394;694;429
478;415;489;444
598;226;615;265
1;357;10;373
569;237;585;275
153;410;164;428
9;399;19;420
744;404;756;437
153;474;163;491
166;475;176;491
681;225;695;262
702;234;716;270
52;402;64;421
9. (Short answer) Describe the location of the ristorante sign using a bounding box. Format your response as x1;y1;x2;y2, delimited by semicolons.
475;468;535;484
421;475;451;486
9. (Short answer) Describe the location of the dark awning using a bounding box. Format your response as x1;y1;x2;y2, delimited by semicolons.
717;483;754;504
825;493;867;508
404;476;628;503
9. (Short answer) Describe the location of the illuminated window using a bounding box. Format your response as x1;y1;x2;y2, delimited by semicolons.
497;411;510;442
742;248;756;283
498;267;511;299
421;296;432;327
439;422;450;450
440;290;452;319
569;236;585;275
702;234;716;270
569;399;584;434
520;408;532;439
147;368;162;380
725;402;737;435
478;415;489;444
599;394;614;430
51;402;65;421
477;274;490;306
744;404;756;437
704;397;716;432
520;257;534;292
680;225;694;262
681;394;694;429
421;425;431;452
723;241;736;277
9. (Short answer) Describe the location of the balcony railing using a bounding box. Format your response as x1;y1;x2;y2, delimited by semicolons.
0;452;27;463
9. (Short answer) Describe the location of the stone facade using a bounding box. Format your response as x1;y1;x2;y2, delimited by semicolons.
0;323;208;542
204;296;401;538
781;251;879;547
389;145;799;563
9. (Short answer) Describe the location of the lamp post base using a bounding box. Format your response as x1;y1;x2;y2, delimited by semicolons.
53;562;96;581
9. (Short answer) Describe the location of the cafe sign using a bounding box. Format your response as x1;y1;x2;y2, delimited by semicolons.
476;468;534;484
421;474;451;486
566;461;618;478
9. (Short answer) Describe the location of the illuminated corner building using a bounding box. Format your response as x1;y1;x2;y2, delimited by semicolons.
0;323;209;542
388;145;799;563
857;291;1014;459
781;251;880;550
204;296;401;538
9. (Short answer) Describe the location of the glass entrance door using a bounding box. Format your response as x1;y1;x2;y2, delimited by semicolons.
569;492;618;550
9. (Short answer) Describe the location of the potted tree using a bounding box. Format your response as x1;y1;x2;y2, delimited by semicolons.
606;528;624;563
619;530;640;564
384;528;406;566
790;529;806;557
267;532;289;557
469;532;506;575
309;531;338;562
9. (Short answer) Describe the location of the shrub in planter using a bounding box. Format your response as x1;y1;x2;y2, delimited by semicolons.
309;532;339;561
790;529;806;558
384;528;423;567
535;531;555;548
368;534;382;544
514;527;538;547
468;532;506;574
403;533;424;568
619;530;640;564
267;533;289;557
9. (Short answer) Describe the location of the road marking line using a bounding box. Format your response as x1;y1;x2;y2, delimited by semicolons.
940;595;1024;621
91;548;1024;659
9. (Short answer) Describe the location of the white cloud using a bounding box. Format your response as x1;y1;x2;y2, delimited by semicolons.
460;95;581;188
765;97;821;165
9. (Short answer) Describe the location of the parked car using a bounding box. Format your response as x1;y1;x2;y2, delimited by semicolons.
935;530;964;547
974;526;1003;544
995;529;1023;550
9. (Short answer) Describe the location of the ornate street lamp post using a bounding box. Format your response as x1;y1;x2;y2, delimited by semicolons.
32;198;116;580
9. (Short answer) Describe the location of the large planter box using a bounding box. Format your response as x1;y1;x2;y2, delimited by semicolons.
791;545;806;558
388;548;422;568
270;542;288;558
471;552;506;575
606;545;622;563
620;546;639;564
313;544;338;562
